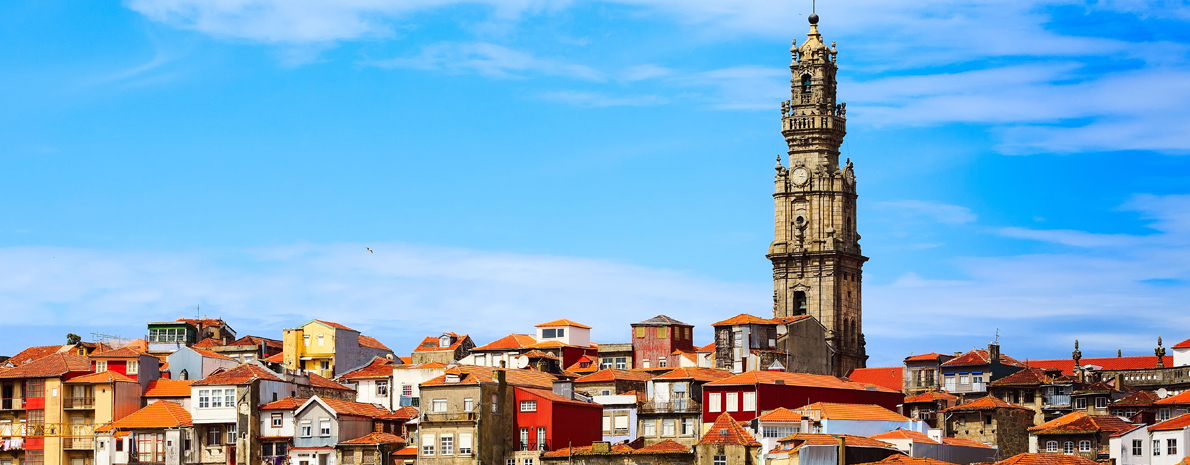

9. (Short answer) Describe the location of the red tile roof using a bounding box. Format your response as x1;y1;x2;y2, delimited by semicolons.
944;396;1032;412
261;397;308;410
227;335;282;349
90;347;145;359
1028;412;1134;436
858;456;960;465
575;369;652;384
988;367;1073;387
799;402;910;421
340;432;407;445
176;318;227;328
904;391;958;404
904;353;951;363
698;343;716;352
940;437;993;448
193;363;283;386
264;352;285;363
941;349;1024;368
391;447;417;457
1174;338;1190;350
0;354;92;379
5;345;66;366
635;439;691;454
421;366;556;389
869;429;938;445
536;319;592;329
473;334;538;351
143;379;194;397
518;387;601;407
993;453;1100;465
564;355;600;374
774;433;897;450
412;333;466;353
1155;389;1190;406
314;320;356;331
192;338;224;348
710;370;900;393
308;373;354;391
758;407;802;423
358;336;391;352
338;357;397;380
192;347;236;361
847;367;904;392
523;350;560;360
772;315;814;325
1112;391;1160;407
699;412;761;446
1149;413;1190;432
389;406;419;421
713;314;778;326
397;356;412;364
315;397;395;418
542;443;637;457
68;371;137;384
1028;356;1171;375
98;401;192;431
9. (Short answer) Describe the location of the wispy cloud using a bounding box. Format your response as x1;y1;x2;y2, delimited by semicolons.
874;200;978;226
364;42;605;81
0;243;764;354
540;90;665;107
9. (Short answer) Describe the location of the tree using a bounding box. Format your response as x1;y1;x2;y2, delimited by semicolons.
66;333;82;345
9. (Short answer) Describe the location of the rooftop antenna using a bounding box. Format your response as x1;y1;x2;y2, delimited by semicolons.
196;304;201;319
995;328;1000;344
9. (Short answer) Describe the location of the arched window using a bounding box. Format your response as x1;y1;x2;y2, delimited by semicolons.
793;291;808;315
801;74;812;93
1046;441;1058;453
1063;441;1075;454
1079;440;1091;453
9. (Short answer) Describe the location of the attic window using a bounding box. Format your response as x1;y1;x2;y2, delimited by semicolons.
439;336;452;348
446;374;461;384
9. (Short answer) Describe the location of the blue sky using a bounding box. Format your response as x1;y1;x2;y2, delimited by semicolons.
2;0;1190;367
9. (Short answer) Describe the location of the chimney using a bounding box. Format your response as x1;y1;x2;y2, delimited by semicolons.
837;436;846;465
988;343;1000;364
553;379;575;400
801;416;811;435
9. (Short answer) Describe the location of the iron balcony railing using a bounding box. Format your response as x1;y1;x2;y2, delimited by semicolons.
640;399;701;414
1045;395;1072;407
64;397;95;409
518;440;552;452
421;411;478;422
64;437;95;450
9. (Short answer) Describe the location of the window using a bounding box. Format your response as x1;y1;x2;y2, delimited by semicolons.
185;438;192;451
1154;440;1162;456
764;426;795;438
1024;390;1035;403
319;419;331;436
432;399;447;412
116;438;124;452
1063;441;1074;454
800;74;811;93
422;434;434;456
227;424;237;443
944;375;956;391
709;393;722;412
402;384;413;396
636;327;646;338
1075;398;1087;409
520;428;529;449
459;433;472;455
657;327;668;338
1079;440;1091;452
440;435;454;455
643;420;655;436
726;392;739;412
304;336;310;347
1160;409;1171;421
138;435;155;463
149;329;158;342
225;389;234;407
207;426;222;445
24;451;42;465
686;328;692;340
271;413;282;427
537;427;546;449
275;443;286;457
1169;439;1178;455
210;389;224;408
199;390;210;408
317;335;324;346
658;358;667;368
300;421;312;437
642;360;650;369
127;361;139;375
793;291;807;315
959;375;969;385
263;443;274;457
1132;439;1143;456
96;361;108;372
520;401;537;412
464;398;474;411
543;329;557;338
743;392;757;412
320;360;330;370
714;455;727;465
615;415;629;433
376;381;388;397
507;460;515;465
1095;397;1107;409
603;416;612;433
492;394;499;412
615;357;627;370
523;459;533;465
662;419;675;436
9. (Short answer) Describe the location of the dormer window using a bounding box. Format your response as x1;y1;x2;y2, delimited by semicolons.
542;328;564;339
446;374;461;384
439;335;453;347
801;74;812;93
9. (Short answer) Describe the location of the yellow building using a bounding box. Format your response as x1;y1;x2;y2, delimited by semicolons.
282;320;393;378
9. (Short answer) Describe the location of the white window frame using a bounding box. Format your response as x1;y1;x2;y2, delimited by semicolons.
1063;441;1074;455
317;335;325;346
271;413;283;428
376;381;388;397
1095;397;1107;409
458;433;472;455
226;424;236;443
422;434;434;456
198;390;210;409
464;398;474;412
127;360;139;375
300;421;312;437
96;361;108;372
643;420;655;436
709;393;721;413
1046;441;1058;453
743;392;757;412
440;435;453;455
211;389;224;408
1079;440;1091;452
520;401;537;412
726;392;739;412
432;399;447;413
662;419;675;436
319;419;331;437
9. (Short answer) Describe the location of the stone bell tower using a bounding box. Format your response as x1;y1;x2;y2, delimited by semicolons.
768;14;868;377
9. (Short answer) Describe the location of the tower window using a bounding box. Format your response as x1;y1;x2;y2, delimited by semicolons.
801;74;812;93
793;291;807;315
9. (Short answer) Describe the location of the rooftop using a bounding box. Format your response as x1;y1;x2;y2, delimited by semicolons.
0;353;92;379
847;366;904;392
413;333;467;353
869;429;939;445
575;368;652;384
1149;413;1190;432
708;370;899;393
67;371;137;384
97;401;192;431
993;453;1100;465
632;315;691;327
535;319;591;329
193;363;283;386
712;314;778;327
799;402;910;422
944;395;1032;412
699;412;761;446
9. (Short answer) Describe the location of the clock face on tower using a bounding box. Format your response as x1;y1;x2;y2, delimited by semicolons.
844;166;855;186
792;168;809;186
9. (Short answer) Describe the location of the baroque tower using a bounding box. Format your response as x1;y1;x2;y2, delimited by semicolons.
768;14;868;377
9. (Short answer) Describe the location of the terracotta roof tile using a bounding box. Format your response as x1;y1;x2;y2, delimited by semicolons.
523;350;560;360
308;372;355;391
1149;413;1190;431
564;355;600;374
857;455;960;465
904;391;958;404
421;366;556;389
989;367;1073;387
340;432;407;445
632;315;690;327
940;349;1024;368
710;370;900;393
412;334;468;353
1112;391;1160;407
993;453;1100;465
869;430;938;445
698;343;716;352
91;347;145;359
358;336;391;352
265;352;285;363
338;357;397;380
772;315;814;325
144;379;196;397
799;402;910;421
397;356;412;364
635;439;691;454
944;396;1032;412
261;397;309;410
98;401;192;431
940;437;993;448
0;354;92;379
192;347;236;361
1028;356;1170;375
846;367;904;392
1028;412;1133;436
1174;338;1190;350
389;406;419;421
473;334;538;351
758;407;802;423
536;319;592;329
1155;389;1190;406
192;338;224;348
68;371;137;384
775;433;896;450
314;320;356;331
175;318;227;328
712;314;778;327
227;335;282;349
904;353;952;362
5;345;66;366
699;412;761;446
542;443;636;457
653;367;733;382
391;447;417;457
193;363;283;385
315;397;395;418
575;369;652;384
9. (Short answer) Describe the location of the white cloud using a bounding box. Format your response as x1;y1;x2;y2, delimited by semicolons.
0;243;765;354
540;90;666;107
364;42;605;81
874;200;978;225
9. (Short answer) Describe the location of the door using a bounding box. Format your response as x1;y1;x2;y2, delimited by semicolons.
227;445;236;465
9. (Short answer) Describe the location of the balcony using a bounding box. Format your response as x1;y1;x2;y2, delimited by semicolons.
518;441;552;452
0;398;23;410
64;397;95;409
421;411;478;422
1045;395;1071;408
640;399;701;414
64;437;95;450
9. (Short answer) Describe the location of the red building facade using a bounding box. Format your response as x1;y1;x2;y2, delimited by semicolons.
700;371;904;423
513;387;602;452
630;315;695;370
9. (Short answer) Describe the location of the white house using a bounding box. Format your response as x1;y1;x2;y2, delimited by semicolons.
1109;424;1151;465
534;319;591;347
792;402;926;437
191;363;299;465
1174;337;1190;367
259;397;305;465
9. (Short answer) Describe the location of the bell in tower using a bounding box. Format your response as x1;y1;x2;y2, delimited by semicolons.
768;14;869;377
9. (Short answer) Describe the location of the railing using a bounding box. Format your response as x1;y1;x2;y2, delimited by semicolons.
518;441;552;452
1;398;23;410
64;397;95;409
640;400;701;414
421;412;477;422
64;437;94;449
1045;395;1071;407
